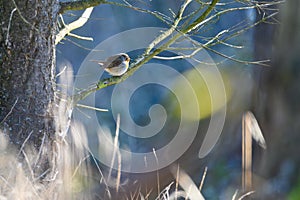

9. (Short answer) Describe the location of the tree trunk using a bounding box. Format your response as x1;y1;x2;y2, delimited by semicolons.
0;0;59;174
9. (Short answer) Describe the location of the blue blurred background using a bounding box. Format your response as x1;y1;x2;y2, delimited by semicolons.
56;0;294;199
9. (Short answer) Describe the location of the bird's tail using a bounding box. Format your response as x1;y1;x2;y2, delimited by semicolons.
89;59;104;66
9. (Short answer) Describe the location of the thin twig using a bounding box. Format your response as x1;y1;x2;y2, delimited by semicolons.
73;83;98;104
170;165;205;200
56;66;67;78
72;154;90;178
68;32;93;41
0;175;12;189
203;45;271;66
175;164;180;200
5;8;17;46
153;29;228;60
11;0;41;34
64;37;103;51
107;1;173;25
154;182;174;200
34;132;47;168
186;1;282;33
153;148;160;195
116;151;121;192
232;190;238;200
17;131;34;157
0;97;18;124
199;167;208;191
145;0;192;55
22;150;35;181
238;191;255;200
182;0;219;33
211;11;279;48
108;114;121;187
76;103;109;112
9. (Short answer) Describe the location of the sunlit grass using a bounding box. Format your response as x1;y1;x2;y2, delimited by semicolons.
0;65;257;200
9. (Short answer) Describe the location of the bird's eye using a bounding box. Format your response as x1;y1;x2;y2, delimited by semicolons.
123;55;130;61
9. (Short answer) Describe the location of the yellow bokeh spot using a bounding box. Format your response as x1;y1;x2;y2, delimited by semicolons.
171;67;232;120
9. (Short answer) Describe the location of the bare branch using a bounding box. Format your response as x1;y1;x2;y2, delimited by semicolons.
70;0;282;105
56;8;94;45
72;0;220;104
59;0;106;13
68;32;93;41
182;0;219;33
153;29;228;60
145;0;192;55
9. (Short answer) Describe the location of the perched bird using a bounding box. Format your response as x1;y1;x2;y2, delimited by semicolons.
91;53;130;76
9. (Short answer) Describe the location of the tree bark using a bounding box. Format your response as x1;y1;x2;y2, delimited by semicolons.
0;0;59;174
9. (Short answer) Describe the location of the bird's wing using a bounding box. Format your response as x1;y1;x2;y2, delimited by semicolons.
104;55;123;69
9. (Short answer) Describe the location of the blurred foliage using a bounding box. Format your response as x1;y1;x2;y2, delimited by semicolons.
288;175;300;200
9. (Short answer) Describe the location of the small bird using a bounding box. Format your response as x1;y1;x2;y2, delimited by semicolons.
91;53;130;76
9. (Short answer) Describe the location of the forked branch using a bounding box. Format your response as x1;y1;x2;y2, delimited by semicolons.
56;8;94;45
71;0;283;104
72;0;219;104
